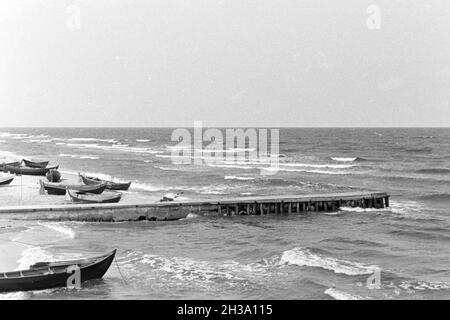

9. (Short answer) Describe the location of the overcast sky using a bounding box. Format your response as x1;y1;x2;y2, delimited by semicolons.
0;0;449;127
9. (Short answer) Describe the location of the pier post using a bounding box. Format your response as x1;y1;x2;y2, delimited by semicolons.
260;203;264;215
384;196;390;207
288;202;292;214
218;204;222;215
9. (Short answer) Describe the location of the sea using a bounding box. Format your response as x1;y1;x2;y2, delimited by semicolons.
0;127;449;300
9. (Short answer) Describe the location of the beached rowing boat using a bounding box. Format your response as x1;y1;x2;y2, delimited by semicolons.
22;159;49;168
4;165;59;176
0;162;20;172
79;173;131;190
40;180;107;195
68;189;122;204
0;175;15;185
0;250;116;292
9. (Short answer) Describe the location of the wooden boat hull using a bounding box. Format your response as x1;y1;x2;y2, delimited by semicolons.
80;174;131;190
0;162;20;172
0;176;14;185
4;165;59;176
23;159;49;168
68;190;122;204
0;250;116;292
40;181;106;195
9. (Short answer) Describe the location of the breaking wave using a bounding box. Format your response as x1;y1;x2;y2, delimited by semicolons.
279;247;378;276
224;176;255;181
324;288;364;300
37;222;76;240
59;153;99;160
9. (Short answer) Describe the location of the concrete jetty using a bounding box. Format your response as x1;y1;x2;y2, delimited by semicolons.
0;191;389;222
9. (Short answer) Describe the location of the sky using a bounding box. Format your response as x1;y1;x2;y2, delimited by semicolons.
0;0;449;127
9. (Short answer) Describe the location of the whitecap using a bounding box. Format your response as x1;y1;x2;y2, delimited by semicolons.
324;288;364;300
279;247;378;276
332;157;358;162
224;176;255;181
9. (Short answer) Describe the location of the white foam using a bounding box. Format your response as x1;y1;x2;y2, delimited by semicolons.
324;288;363;300
0;292;28;300
386;201;436;220
138;254;270;283
332;157;358;162
68;137;117;143
16;246;55;270
224;176;255;181
340;206;387;213
227;148;256;152
59;154;99;160
64;141;162;155
38;222;76;240
136;139;151;142
280;247;378;276
261;167;352;175
398;280;450;291
279;162;355;169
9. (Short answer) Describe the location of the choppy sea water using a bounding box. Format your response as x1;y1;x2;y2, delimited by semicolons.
0;128;449;300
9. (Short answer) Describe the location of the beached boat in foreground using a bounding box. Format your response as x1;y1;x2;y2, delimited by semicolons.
79;173;131;190
3;165;59;176
0;175;15;185
68;189;122;204
0;250;116;293
22;159;49;168
40;180;107;195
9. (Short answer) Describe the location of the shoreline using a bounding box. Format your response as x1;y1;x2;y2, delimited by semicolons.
0;221;29;272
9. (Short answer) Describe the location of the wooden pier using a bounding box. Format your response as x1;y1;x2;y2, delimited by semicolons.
0;192;389;222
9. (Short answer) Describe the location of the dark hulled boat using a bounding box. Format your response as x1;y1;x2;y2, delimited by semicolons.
0;175;15;185
79;173;131;191
4;165;59;176
0;250;116;293
40;180;107;195
22;159;49;168
68;189;122;204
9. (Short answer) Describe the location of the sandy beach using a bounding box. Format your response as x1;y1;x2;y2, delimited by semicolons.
0;171;162;207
